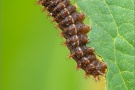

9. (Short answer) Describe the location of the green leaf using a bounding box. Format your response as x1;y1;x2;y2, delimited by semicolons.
73;0;134;90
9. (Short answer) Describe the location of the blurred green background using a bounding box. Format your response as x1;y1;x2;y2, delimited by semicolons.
1;0;105;90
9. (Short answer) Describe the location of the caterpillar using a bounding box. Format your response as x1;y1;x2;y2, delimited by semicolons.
38;0;107;79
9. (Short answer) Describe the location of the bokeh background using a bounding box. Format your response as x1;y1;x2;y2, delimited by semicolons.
1;0;105;90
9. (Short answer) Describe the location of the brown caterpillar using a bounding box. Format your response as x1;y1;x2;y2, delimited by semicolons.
38;0;107;79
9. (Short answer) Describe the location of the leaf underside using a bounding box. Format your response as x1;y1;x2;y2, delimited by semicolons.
73;0;134;90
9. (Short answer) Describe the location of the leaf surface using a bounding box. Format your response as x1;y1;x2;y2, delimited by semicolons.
73;0;134;90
